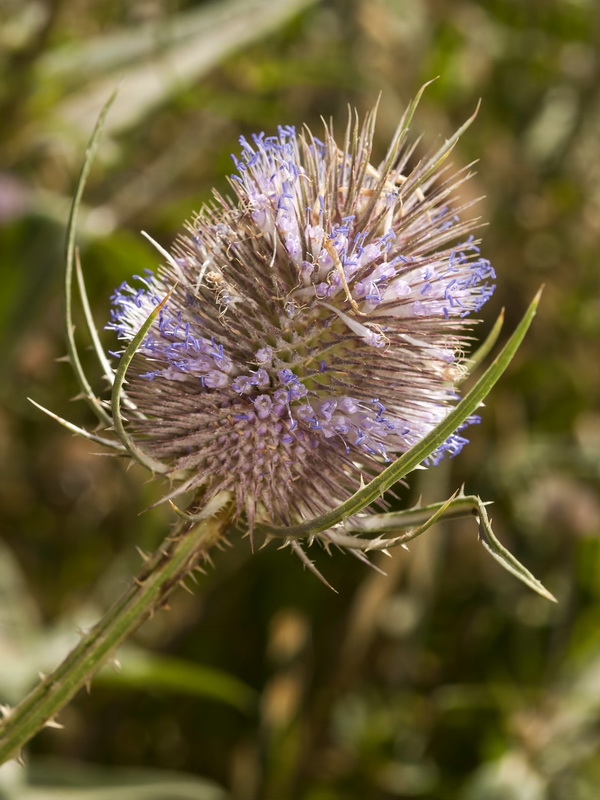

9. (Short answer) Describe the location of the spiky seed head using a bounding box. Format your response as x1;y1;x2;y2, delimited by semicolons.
107;103;495;528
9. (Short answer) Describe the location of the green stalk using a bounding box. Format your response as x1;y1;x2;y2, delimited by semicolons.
0;497;233;764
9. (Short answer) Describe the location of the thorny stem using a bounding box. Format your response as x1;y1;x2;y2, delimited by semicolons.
0;495;233;765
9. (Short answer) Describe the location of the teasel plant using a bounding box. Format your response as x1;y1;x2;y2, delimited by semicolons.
0;86;554;764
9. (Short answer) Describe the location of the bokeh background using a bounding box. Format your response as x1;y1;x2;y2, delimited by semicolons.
1;0;599;798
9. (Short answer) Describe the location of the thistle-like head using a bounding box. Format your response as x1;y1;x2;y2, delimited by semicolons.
107;99;495;528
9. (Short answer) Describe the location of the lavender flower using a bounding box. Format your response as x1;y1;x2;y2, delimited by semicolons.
107;104;495;528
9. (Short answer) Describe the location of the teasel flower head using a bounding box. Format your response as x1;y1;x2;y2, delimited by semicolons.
107;99;495;530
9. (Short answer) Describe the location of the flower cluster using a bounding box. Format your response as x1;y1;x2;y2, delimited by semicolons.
108;106;495;527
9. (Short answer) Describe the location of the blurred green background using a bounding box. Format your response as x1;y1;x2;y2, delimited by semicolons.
1;0;599;798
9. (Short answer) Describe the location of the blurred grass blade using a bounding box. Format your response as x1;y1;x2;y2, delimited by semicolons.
0;759;227;799
98;646;256;712
0;542;42;702
46;0;320;140
261;287;543;539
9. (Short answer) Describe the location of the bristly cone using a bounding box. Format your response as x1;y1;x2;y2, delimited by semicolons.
108;104;495;530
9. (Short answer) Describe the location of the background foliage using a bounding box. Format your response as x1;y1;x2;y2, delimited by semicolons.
1;0;599;797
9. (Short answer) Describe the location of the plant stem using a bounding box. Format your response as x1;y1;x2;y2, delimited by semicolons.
0;498;233;764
